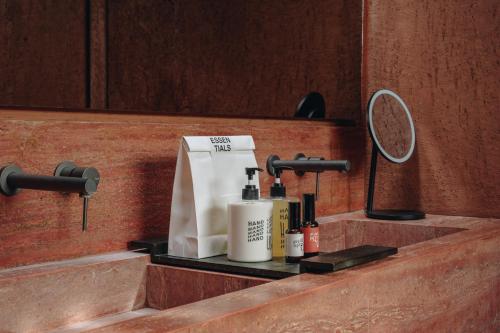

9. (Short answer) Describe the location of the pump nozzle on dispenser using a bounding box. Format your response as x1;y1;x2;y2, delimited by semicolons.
270;168;287;198
242;167;263;200
245;167;262;183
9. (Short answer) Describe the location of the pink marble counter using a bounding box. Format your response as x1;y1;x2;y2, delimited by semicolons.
87;212;500;332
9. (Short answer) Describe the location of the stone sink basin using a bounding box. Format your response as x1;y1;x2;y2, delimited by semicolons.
318;217;464;252
1;212;492;332
0;251;269;332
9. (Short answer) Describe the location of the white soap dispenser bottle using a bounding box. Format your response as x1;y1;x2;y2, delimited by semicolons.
227;167;273;262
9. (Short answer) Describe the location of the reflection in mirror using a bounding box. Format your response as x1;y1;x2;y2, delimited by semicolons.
0;1;362;121
366;89;425;220
294;92;326;119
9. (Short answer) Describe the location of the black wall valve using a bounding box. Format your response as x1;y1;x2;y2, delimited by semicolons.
0;161;100;232
54;161;100;231
54;161;100;185
0;164;24;196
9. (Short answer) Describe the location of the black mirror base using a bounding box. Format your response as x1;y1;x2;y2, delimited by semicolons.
366;209;425;220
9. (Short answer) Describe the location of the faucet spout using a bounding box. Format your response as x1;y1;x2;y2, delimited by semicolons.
5;173;96;195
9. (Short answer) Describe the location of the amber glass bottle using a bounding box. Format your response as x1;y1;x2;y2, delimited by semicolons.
285;201;304;263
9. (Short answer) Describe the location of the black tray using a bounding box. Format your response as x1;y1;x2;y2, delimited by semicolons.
299;245;398;273
151;245;397;280
152;254;299;279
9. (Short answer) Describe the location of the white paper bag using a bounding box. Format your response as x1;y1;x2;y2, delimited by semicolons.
168;135;259;258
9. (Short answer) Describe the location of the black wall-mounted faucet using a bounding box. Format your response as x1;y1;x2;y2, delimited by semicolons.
267;153;350;176
267;153;350;199
0;161;100;231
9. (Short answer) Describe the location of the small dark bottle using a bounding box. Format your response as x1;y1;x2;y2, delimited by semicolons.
301;193;320;257
285;201;304;263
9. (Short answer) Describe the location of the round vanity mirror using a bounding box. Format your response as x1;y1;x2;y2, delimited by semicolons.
366;89;425;220
369;90;415;163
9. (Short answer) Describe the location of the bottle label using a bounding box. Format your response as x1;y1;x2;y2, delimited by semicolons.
272;200;288;257
268;217;273;250
286;233;304;257
302;226;320;253
228;203;273;262
247;219;265;243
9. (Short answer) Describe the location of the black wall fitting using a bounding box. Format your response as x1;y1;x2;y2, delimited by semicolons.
294;92;326;119
266;153;350;177
0;161;100;231
266;153;350;199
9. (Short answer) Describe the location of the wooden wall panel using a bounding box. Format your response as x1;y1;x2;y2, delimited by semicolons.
89;0;107;109
0;110;364;268
364;0;500;217
106;0;362;120
0;0;87;108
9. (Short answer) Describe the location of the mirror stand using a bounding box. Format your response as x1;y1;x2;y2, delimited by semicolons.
366;143;425;220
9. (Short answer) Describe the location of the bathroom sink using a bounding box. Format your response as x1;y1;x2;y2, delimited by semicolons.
0;251;270;333
319;218;465;252
74;214;498;333
0;252;151;333
0;216;466;332
153;217;465;280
